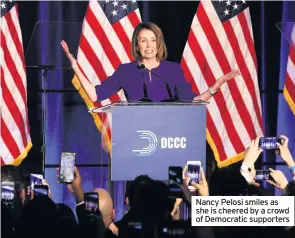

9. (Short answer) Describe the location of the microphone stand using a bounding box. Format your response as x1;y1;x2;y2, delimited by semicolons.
139;64;176;102
137;65;153;102
37;65;55;175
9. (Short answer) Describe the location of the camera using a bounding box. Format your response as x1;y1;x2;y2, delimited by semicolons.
258;137;282;150
187;161;201;191
59;152;76;183
255;170;271;181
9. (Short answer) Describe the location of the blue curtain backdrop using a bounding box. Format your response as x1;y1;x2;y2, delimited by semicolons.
18;1;295;219
276;1;295;194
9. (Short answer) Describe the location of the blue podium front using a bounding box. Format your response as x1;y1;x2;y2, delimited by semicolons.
111;102;207;181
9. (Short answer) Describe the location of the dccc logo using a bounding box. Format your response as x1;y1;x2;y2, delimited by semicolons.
132;130;186;156
132;130;158;156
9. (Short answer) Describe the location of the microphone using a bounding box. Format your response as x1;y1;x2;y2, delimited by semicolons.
139;64;176;102
137;64;153;102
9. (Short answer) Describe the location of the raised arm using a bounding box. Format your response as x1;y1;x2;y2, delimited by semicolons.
277;135;295;177
193;69;240;102
61;40;97;102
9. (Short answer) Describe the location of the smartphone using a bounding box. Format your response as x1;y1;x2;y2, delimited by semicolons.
258;137;282;150
168;166;183;188
187;161;201;191
1;181;15;206
34;185;48;196
168;166;183;196
255;170;271;181
59;152;76;183
84;192;99;214
30;173;43;192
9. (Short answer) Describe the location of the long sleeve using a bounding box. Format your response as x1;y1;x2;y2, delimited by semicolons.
173;63;196;101
95;65;123;102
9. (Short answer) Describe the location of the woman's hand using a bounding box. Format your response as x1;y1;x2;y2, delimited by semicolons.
60;40;77;66
192;69;240;102
219;69;240;84
212;69;240;91
60;40;97;102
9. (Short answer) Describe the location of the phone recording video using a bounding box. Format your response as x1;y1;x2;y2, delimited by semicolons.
59;152;76;183
30;173;43;192
258;137;282;150
1;181;15;207
168;166;183;188
168;166;183;197
255;170;271;181
187;161;201;191
84;192;99;214
34;185;49;196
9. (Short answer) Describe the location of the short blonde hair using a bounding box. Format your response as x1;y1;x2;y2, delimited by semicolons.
131;22;168;61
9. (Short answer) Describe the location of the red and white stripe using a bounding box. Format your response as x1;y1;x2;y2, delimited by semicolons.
76;1;141;154
284;26;295;115
181;0;264;166
1;4;32;165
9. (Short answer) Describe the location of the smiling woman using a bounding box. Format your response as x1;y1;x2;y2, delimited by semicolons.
131;22;167;65
61;22;239;103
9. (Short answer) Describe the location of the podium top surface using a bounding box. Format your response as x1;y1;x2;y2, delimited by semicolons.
113;100;209;106
89;100;209;113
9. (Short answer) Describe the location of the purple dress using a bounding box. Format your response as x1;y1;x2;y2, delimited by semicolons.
95;60;196;102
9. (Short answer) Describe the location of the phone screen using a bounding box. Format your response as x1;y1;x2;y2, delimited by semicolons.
168;166;183;190
59;152;76;183
30;173;43;191
34;185;48;196
258;137;281;150
255;170;271;181
187;162;201;186
1;181;15;206
84;192;99;213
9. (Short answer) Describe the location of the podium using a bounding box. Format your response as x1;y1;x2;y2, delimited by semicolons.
96;102;208;181
277;22;295;48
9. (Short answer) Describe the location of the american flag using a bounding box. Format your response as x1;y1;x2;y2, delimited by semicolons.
0;1;32;165
181;0;264;167
72;0;141;155
284;25;295;115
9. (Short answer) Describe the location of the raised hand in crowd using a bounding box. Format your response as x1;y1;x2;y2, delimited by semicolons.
181;166;192;205
240;137;263;184
267;168;289;190
182;165;190;186
242;137;263;168
277;135;295;169
170;198;182;219
27;179;52;200
56;166;84;203
180;166;209;208
192;168;209;196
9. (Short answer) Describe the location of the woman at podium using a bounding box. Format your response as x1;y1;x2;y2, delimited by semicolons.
61;22;239;103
